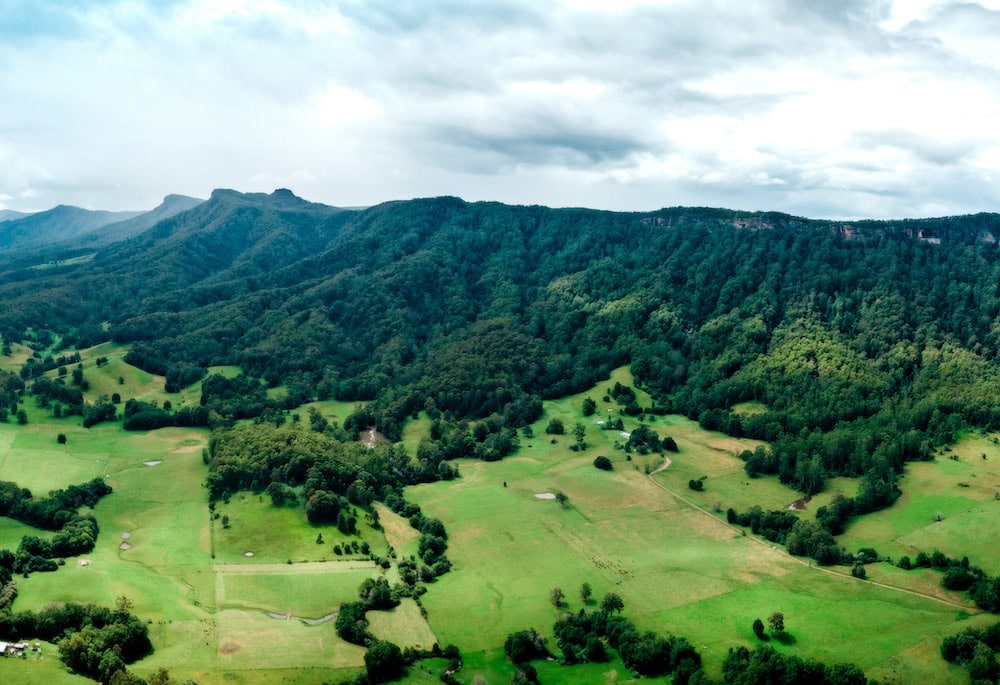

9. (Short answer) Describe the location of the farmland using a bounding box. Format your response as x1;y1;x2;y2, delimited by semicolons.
0;356;997;684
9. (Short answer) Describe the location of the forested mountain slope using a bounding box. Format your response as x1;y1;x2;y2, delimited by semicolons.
4;190;1000;490
0;204;143;251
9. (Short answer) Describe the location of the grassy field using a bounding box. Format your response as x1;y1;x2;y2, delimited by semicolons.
0;356;434;684
839;432;1000;574
2;360;998;684
0;641;92;684
406;368;994;683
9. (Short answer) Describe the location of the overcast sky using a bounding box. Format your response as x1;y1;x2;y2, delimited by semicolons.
2;0;1000;218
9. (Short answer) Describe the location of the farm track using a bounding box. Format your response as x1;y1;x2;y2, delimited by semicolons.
645;455;981;614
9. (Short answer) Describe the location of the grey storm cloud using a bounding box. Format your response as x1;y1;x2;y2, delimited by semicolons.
1;0;1000;219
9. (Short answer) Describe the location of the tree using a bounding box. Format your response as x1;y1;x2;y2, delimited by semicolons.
545;418;565;435
601;592;624;614
365;640;405;683
16;409;27;425
512;663;539;684
57;433;67;444
573;422;587;450
555;492;569;508
752;618;766;639
115;595;135;615
850;561;866;579
593;456;613;471
768;611;784;635
969;641;999;682
550;586;564;607
582;397;596;416
580;582;593;604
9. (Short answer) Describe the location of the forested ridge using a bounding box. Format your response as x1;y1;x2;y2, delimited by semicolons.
4;190;1000;495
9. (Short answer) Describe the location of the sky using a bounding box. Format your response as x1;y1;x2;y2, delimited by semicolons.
2;0;1000;219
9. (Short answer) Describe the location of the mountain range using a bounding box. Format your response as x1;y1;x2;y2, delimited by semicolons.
0;193;203;253
3;189;1000;472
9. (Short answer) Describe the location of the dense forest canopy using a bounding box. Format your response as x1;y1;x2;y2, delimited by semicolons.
4;190;1000;489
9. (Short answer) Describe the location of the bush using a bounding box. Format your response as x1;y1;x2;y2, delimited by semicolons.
593;456;613;471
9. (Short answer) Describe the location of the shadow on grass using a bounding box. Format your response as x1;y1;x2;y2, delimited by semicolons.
773;632;796;646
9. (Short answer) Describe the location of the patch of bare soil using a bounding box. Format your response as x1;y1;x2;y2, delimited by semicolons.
361;428;389;448
220;642;240;654
787;496;812;510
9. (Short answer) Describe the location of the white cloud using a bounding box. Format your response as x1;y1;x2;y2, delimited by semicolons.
0;0;999;218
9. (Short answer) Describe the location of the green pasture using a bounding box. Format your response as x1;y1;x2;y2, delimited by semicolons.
406;370;989;682
732;401;768;415
401;411;433;452
0;641;91;685
397;658;455;684
0;408;428;684
3;363;999;684
0;341;35;370
374;502;421;558
217;560;384;616
29;253;96;270
456;647;659;685
0;515;39;549
212;492;387;564
299;398;366;429
368;598;439;649
839;432;1000;573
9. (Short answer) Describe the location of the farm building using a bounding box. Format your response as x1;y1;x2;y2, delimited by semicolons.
0;641;27;656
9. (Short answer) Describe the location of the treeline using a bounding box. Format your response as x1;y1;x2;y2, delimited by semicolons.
716;645;870;685
897;550;1000;612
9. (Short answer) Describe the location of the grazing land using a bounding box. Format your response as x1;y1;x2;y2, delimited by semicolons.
0;358;997;684
404;369;995;684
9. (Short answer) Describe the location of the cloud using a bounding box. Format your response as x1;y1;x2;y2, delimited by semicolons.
0;0;999;218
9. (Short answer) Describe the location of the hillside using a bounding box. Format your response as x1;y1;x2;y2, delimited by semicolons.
3;192;1000;481
0;205;143;251
72;193;205;247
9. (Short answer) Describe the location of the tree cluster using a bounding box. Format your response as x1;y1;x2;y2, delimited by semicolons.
941;621;1000;684
0;478;111;575
0;600;152;683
